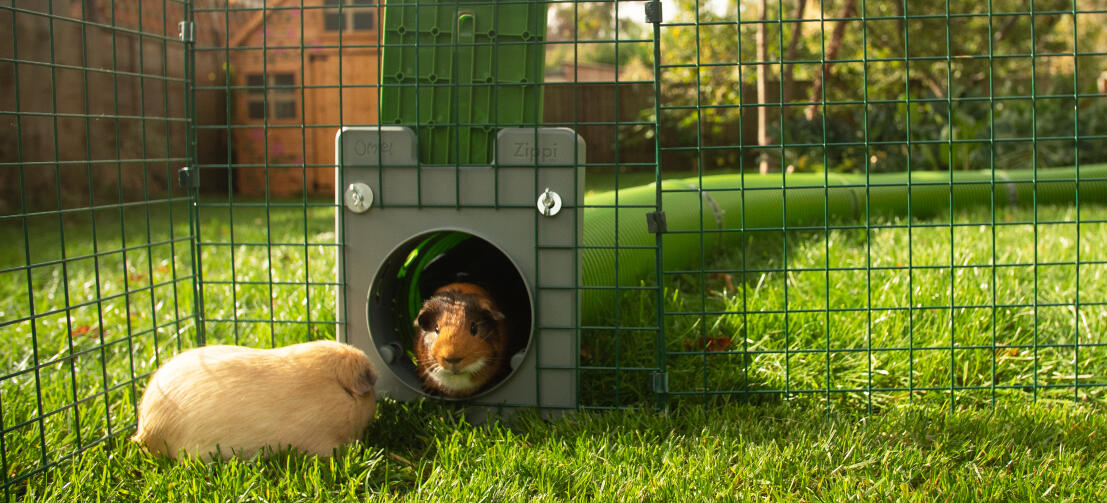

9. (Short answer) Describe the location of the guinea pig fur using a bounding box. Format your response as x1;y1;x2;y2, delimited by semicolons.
413;282;509;398
132;340;377;460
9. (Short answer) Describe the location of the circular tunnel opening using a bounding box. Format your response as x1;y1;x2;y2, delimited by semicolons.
367;230;533;400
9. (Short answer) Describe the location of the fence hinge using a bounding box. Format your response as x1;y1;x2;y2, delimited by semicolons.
178;167;199;189
178;21;195;43
645;0;663;24
646;210;667;233
651;371;669;394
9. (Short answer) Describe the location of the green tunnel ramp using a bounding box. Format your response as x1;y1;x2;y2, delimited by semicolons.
380;0;549;164
581;164;1107;323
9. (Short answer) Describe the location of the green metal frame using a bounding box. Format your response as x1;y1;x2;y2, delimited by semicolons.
1;0;196;495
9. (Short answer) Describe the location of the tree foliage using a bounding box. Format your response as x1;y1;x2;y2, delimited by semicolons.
546;1;651;71
639;0;1107;173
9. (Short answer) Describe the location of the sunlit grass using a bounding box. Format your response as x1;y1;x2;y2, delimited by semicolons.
580;204;1107;410
3;199;1106;500
15;400;1107;501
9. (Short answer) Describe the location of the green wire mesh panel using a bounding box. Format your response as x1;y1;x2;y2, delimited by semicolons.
188;0;377;349
4;0;1107;493
651;0;1107;411
0;0;196;495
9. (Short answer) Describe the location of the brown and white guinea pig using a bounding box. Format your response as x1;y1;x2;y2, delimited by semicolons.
413;282;509;398
132;340;377;460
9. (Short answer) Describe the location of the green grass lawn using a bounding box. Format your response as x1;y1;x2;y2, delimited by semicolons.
3;197;1106;500
16;400;1107;501
581;202;1107;410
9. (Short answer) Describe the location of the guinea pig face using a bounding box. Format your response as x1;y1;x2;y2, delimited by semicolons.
414;294;504;394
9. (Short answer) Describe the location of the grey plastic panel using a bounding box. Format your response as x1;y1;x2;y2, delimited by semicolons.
337;126;418;166
496;127;587;166
335;127;584;412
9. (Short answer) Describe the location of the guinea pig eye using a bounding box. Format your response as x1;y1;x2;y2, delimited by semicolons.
434;324;439;334
469;322;478;335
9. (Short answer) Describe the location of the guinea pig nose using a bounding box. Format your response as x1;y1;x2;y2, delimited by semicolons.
442;356;462;366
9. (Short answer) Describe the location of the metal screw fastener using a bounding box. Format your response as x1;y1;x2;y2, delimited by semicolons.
537;187;562;216
344;183;374;213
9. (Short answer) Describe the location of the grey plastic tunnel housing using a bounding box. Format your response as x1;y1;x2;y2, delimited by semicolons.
336;126;584;409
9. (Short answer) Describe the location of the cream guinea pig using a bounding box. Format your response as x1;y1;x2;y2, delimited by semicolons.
133;340;377;460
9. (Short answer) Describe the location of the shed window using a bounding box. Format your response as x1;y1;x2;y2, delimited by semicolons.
245;73;297;121
324;0;376;32
246;74;265;120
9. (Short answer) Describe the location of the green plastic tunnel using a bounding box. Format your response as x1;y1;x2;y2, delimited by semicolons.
580;164;1107;323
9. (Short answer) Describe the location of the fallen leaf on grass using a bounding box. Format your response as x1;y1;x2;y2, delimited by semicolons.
71;325;101;338
710;273;736;292
683;336;733;352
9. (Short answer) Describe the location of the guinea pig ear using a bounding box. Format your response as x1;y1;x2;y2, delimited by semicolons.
354;367;377;397
336;353;377;398
414;300;442;332
415;311;434;333
483;307;505;321
340;367;376;398
477;298;505;321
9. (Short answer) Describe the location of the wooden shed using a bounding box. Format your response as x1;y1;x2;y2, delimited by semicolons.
228;0;380;197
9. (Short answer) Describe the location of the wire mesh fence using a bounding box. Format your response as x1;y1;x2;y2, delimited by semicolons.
2;0;1107;495
189;0;355;350
648;0;1107;412
1;0;196;493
